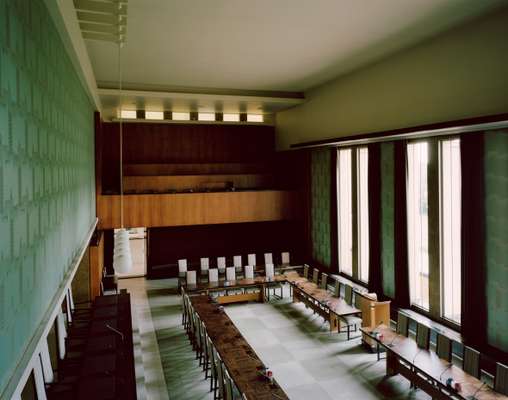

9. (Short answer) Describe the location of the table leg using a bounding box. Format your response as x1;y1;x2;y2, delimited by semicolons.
386;351;398;376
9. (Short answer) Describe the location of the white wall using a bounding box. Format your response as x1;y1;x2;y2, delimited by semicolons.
276;7;508;149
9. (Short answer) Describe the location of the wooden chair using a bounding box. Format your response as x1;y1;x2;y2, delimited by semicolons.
333;280;341;297
208;269;219;283
265;263;274;278
344;284;353;305
186;271;197;286
178;259;188;278
200;257;209;280
247;253;256;267
320;273;328;290
463;346;481;378
281;251;290;265
396;312;409;337
436;334;452;362
303;265;310;279
217;257;226;279
233;255;243;277
341;291;362;340
264;252;273;265
226;267;236;282
312;268;319;285
244;265;254;279
495;362;508;395
416;323;430;350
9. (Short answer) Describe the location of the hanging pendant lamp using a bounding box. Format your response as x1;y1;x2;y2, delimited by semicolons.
113;37;133;275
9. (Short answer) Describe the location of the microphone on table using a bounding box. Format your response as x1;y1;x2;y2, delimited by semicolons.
412;349;422;365
387;331;399;347
439;362;453;382
372;321;384;335
106;324;124;343
468;382;486;400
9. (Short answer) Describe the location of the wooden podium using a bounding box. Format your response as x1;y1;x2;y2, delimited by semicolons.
355;292;391;349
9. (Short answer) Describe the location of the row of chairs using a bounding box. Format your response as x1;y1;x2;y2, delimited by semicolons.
185;264;276;285
178;252;291;279
395;312;508;394
181;291;241;400
302;265;363;340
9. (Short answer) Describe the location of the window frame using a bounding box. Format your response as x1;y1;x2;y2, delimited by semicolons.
336;146;369;285
439;137;462;325
405;136;462;332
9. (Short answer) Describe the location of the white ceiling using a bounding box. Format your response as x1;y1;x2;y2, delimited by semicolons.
83;0;505;95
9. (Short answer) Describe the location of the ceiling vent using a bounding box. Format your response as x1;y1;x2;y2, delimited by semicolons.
73;0;128;44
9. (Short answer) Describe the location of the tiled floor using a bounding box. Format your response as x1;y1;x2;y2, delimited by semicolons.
120;278;430;400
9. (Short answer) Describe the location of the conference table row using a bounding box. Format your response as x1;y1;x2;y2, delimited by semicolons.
362;325;507;400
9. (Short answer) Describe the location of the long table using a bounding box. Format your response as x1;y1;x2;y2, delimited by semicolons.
361;325;507;400
190;295;289;400
184;271;362;333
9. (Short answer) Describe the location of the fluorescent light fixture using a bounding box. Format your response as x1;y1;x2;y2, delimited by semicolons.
172;112;190;121
198;113;215;121
247;114;264;123
145;111;164;120
120;110;137;119
223;113;240;122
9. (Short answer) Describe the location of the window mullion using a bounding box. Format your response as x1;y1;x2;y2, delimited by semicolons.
352;149;358;280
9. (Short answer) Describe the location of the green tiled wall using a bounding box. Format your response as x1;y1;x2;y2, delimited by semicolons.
310;149;331;267
0;0;95;392
380;142;395;298
484;130;508;352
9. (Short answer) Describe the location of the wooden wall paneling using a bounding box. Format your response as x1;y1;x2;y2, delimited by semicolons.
146;221;305;278
123;163;270;176
89;230;104;299
123;174;274;192
97;190;298;229
113;123;275;164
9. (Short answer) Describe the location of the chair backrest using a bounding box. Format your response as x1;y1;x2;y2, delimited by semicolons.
200;257;209;271
303;264;309;279
495;362;508;395
396;313;409;337
265;263;274;278
463;346;481;378
264;253;273;265
416;323;430;350
224;369;234;400
244;265;254;279
217;257;226;270
334;280;341;297
247;253;256;266
178;259;188;273
186;270;197;285
208;268;219;283
436;334;452;361
281;251;290;265
344;284;353;305
233;255;242;268
312;268;319;284
320;273;328;290
226;267;236;281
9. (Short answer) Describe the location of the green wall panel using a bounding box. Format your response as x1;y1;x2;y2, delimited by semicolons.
310;149;331;267
0;0;95;392
380;142;395;298
484;130;508;352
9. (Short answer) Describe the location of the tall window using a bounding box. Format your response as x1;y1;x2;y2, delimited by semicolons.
406;142;430;310
337;149;353;276
337;147;369;282
440;138;461;323
357;147;369;283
